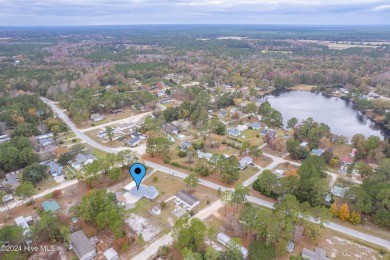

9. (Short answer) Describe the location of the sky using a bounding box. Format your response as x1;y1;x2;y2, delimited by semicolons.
0;0;389;26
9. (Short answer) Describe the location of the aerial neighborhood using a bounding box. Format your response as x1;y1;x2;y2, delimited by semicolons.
1;24;390;260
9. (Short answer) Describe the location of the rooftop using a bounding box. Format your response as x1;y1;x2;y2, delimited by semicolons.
41;200;61;212
175;190;199;207
69;230;96;260
129;184;159;200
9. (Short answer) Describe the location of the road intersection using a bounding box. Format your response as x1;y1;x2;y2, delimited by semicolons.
36;98;390;256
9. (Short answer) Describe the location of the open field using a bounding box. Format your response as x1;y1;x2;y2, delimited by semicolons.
291;84;316;91
299;39;387;50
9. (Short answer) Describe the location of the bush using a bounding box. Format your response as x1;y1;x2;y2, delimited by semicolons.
158;245;169;257
152;176;158;183
192;142;204;150
163;156;171;164
52;190;62;199
160;201;167;209
72;139;77;143
178;151;187;158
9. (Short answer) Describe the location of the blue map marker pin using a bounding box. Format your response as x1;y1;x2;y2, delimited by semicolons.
130;163;146;190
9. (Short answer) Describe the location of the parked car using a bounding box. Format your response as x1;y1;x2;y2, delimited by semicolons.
3;194;14;202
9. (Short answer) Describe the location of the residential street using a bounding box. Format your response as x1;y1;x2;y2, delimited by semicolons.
40;97;390;256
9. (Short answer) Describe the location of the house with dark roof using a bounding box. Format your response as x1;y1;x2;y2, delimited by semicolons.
72;153;97;170
302;247;330;260
174;190;200;211
227;128;240;137
163;123;180;135
249;122;261;130
239;156;253;170
261;128;276;137
127;137;141;147
39;138;54;147
311;148;324;156
69;230;97;260
129;184;159;200
48;161;63;176
179;142;192;151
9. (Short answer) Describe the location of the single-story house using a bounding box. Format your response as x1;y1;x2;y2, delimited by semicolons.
15;216;32;245
103;248;118;260
197;150;213;161
217;232;249;259
131;132;146;140
332;186;348;198
0;134;11;143
180;121;192;129
41;200;61;212
160;98;172;104
174;190;200;211
239;156;253;170
228;128;240;137
236;125;248;132
72;153;97;170
300;142;309;148
151;206;161;216
325;192;332;205
111;109;124;114
287;241;295;253
69;230;97;260
349;148;357;158
116;123;134;131
97;131;107;139
302;247;330;260
36;132;54;140
261;128;276;137
275;169;285;176
127;137;141;147
157;89;166;98
311;149;324;156
163;123;180;135
219;110;227;117
39;137;54;147
340;156;353;165
48;161;63;176
179;142;192;151
116;192;138;210
249;122;261;130
129;184;159;200
90;113;104;122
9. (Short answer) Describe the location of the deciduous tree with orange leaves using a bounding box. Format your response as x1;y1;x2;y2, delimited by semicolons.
338;203;350;222
348;211;361;225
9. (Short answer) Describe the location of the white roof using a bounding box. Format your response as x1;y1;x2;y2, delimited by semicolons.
104;247;118;260
123;192;139;204
217;232;231;243
123;181;136;191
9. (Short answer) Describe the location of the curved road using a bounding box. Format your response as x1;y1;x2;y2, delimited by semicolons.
42;97;390;257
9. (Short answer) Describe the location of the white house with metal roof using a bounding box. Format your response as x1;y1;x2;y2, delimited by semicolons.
239;156;253;170
174;190;200;211
69;230;97;260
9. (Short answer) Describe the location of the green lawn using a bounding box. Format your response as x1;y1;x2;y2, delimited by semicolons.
238;165;259;183
236;129;264;146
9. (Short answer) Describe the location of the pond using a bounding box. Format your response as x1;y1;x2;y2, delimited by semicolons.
266;90;386;140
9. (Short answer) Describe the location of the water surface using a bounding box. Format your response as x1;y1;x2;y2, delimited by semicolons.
266;90;385;140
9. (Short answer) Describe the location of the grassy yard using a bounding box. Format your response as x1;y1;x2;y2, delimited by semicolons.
35;178;58;193
84;129;126;148
238;165;259;183
236;129;264;146
291;84;316;91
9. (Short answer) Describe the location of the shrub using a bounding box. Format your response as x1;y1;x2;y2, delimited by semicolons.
163;156;171;164
152;176;158;183
178;151;187;158
160;201;167;209
52;190;62;199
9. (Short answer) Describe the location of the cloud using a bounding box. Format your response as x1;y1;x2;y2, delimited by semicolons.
0;0;389;25
371;4;390;12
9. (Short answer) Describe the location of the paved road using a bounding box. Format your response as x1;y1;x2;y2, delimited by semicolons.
42;97;390;254
80;111;152;133
144;160;390;253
